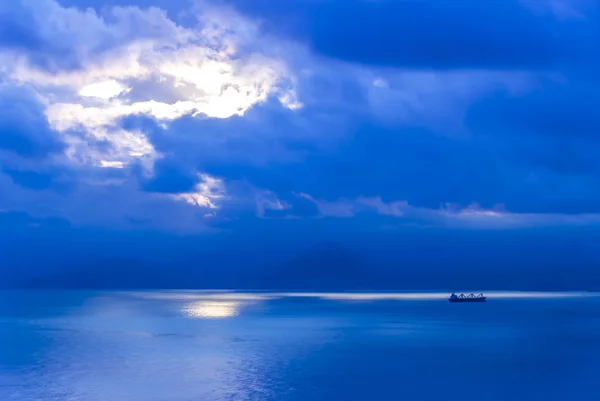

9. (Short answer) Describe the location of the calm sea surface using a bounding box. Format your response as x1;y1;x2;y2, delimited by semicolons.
0;290;599;401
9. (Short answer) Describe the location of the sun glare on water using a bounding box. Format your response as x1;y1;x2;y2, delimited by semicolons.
183;301;240;318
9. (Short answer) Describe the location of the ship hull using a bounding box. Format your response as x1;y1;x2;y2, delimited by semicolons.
449;297;486;303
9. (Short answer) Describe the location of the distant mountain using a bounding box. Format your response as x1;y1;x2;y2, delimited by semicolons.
246;241;381;290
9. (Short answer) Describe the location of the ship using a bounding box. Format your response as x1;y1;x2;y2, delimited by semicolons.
449;293;486;302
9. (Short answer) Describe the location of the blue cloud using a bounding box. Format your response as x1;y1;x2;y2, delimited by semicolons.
0;3;44;52
2;168;54;190
141;157;198;194
312;1;562;69
468;78;600;141
159;116;594;215
0;85;65;159
0;0;191;72
228;0;598;69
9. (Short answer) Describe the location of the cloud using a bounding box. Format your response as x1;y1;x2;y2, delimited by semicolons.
294;194;600;229
435;204;600;229
297;193;355;218
357;197;406;217
0;0;306;230
141;157;198;194
0;0;300;172
315;0;598;70
0;0;599;237
0;169;222;232
0;84;65;159
254;189;287;211
364;69;535;132
2;168;54;190
468;77;600;142
170;173;226;210
225;0;597;70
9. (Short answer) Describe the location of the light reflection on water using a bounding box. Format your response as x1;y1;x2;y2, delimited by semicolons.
0;290;599;401
182;300;241;318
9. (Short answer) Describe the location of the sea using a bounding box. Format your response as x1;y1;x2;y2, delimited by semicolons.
0;290;599;401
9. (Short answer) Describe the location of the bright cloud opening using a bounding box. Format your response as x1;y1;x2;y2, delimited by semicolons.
79;80;128;99
171;173;226;210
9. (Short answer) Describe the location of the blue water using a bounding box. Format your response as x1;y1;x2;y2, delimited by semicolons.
0;291;599;400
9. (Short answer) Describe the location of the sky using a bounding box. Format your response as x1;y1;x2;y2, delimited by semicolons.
1;0;600;288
